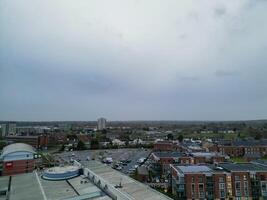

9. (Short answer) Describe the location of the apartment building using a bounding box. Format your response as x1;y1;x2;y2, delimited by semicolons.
210;140;267;159
170;163;267;200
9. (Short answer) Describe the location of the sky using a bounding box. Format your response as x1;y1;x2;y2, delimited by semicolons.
0;0;267;121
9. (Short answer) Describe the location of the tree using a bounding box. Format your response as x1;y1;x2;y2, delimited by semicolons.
254;133;263;140
167;133;174;140
76;140;86;150
59;144;65;152
90;138;100;149
178;135;184;143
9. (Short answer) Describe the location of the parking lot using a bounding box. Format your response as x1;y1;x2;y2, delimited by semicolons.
56;148;151;175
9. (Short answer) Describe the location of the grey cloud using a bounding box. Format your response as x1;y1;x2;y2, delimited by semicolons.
215;70;239;77
214;6;226;17
0;0;267;121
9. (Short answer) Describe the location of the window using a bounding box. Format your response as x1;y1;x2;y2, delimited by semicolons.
219;183;225;198
219;177;224;183
191;184;195;198
235;176;240;181
261;181;267;194
198;177;203;183
199;183;205;198
191;177;195;182
235;181;241;197
244;181;249;196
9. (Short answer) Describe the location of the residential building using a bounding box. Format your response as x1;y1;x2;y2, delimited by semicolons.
7;123;16;135
97;118;107;130
170;163;267;200
210;140;267;159
0;124;7;137
149;152;183;175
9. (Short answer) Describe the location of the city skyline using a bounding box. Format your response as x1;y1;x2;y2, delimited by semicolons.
1;0;267;121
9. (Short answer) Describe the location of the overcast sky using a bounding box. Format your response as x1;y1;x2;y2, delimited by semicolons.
0;0;267;121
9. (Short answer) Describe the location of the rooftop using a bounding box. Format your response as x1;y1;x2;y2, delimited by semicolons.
84;160;172;200
152;151;184;158
191;152;224;158
0;172;111;200
219;163;267;172
174;165;213;174
1;143;35;158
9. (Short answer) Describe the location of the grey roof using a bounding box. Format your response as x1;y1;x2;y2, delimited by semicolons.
219;163;267;172
175;165;212;173
1;143;35;157
0;172;111;200
251;160;267;167
153;151;184;158
191;152;219;157
217;139;267;147
85;160;173;200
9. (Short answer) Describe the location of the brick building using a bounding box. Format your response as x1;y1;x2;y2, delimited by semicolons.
171;163;267;200
149;152;183;175
0;143;36;176
191;152;227;164
210;140;267;159
5;135;48;149
154;141;177;151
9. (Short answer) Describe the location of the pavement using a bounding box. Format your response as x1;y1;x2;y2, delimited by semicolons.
56;148;151;175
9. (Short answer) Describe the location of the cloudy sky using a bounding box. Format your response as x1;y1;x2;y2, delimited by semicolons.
0;0;267;121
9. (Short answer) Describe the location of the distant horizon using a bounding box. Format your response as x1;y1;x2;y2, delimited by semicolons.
0;118;266;123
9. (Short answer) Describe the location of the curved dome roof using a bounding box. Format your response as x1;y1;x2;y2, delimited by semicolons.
1;143;36;157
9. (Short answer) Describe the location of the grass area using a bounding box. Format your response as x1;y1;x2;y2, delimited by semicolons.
178;131;250;140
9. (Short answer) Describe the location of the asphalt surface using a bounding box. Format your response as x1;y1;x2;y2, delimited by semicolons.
56;148;151;175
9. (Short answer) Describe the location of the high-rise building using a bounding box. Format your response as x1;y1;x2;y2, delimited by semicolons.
0;124;7;137
7;123;17;135
97;118;106;130
0;123;16;136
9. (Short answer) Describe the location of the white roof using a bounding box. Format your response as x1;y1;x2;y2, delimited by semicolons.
1;143;35;157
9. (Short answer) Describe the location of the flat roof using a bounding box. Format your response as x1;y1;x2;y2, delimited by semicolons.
84;161;172;200
0;172;111;200
153;151;183;158
174;165;212;174
219;163;267;172
191;152;223;157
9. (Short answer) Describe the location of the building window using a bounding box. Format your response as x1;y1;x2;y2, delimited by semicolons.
219;177;224;183
235;176;240;181
261;181;267;195
191;177;194;182
244;181;249;196
219;183;225;198
199;183;205;198
191;184;195;198
235;181;241;197
198;177;203;183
